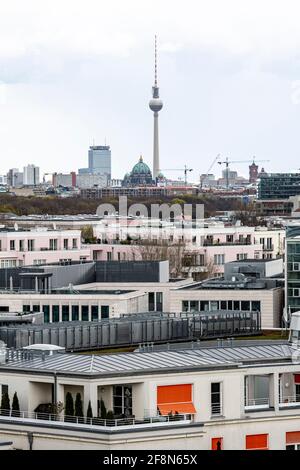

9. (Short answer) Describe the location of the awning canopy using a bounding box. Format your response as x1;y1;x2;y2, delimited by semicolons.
294;374;300;384
158;402;196;415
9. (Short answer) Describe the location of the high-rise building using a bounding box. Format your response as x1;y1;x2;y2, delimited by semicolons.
88;145;111;180
23;164;40;186
7;168;23;187
149;36;163;180
52;172;76;187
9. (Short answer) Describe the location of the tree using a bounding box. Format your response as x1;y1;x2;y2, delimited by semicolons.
81;225;96;244
87;400;93;419
65;392;74;417
12;392;20;416
74;393;83;417
1;392;10;414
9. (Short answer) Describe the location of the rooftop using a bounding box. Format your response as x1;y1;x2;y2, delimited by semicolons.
0;340;293;378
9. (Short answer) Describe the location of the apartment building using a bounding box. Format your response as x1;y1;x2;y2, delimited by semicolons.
1;326;300;449
0;227;91;268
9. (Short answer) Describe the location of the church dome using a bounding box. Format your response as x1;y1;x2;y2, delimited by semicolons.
131;156;152;176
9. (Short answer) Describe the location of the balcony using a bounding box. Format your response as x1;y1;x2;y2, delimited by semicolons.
0;409;193;431
203;239;252;247
244;397;270;411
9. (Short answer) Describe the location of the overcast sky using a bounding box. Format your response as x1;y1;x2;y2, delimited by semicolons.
1;0;300;181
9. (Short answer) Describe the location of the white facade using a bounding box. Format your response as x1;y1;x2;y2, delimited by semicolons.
23;165;40;186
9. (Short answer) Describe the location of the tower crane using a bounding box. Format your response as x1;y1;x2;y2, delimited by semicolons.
159;165;193;186
218;157;270;189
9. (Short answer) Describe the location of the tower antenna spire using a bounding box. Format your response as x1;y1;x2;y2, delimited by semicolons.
154;34;157;86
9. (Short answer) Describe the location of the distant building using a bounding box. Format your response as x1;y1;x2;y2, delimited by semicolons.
23;164;40;186
249;162;259;183
76;173;107;189
7;168;23;187
0;175;7;185
88;145;111;179
123;156;155;187
258;173;300;200
285;225;300;321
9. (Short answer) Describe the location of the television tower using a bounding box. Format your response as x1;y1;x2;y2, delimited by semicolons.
149;35;163;179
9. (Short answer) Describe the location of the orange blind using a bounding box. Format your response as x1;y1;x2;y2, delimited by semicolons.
246;434;268;450
286;432;300;444
157;384;192;404
212;438;223;450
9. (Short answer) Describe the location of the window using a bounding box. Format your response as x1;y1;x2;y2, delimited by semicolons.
241;301;250;311
214;254;225;265
234;301;240;310
33;259;47;265
294;289;300;297
107;252;112;261
27;239;34;251
237;253;248;261
226;235;233;243
52;305;59;322
113;385;132;417
32;305;40;312
0;260;17;268
62;305;69;321
190;301;199;312
294;263;300;272
43;305;50;323
0;307;9;312
23;305;30;313
182;301;189;312
9;240;15;250
63;239;69;250
286;432;300;449
72;305;79;321
211;438;223;450
245;434;268;450
19;240;24;251
211;382;222;415
200;300;209;311
81;305;89;321
72;238;78;249
91;305;98;321
101;305;109;319
251;301;261;311
149;293;155;311
210;301;219;311
156;292;163;312
220;301;227;310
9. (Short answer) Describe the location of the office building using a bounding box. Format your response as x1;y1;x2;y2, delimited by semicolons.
88;145;111;179
258;173;300;200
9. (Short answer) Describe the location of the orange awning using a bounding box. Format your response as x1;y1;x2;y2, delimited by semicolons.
158;402;196;415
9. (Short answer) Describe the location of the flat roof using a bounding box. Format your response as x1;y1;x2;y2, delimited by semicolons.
0;341;293;378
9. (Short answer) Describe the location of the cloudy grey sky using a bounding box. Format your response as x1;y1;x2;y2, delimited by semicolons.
1;0;300;181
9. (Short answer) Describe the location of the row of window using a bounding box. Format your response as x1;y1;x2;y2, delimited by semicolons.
5;238;79;252
22;304;109;322
212;433;300;450
182;300;261;312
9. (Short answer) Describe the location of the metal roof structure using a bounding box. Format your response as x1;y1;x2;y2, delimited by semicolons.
0;341;295;378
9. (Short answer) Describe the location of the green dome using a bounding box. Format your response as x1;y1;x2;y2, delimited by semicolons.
131;156;151;176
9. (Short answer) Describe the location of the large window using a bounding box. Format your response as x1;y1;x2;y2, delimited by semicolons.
63;239;69;250
101;305;109;319
28;239;34;251
43;305;50;323
49;239;58;250
52;305;59;322
81;305;89;321
72;305;79;321
91;305;99;321
9;240;15;250
214;254;225;265
62;305;69;322
113;385;132;417
211;382;222;415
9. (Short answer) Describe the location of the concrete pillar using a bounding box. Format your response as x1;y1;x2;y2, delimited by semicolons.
272;372;279;411
35;276;38;293
84;383;98;417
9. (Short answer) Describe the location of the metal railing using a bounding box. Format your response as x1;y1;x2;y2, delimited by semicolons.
211;404;222;416
279;396;300;407
0;409;192;428
244;397;270;409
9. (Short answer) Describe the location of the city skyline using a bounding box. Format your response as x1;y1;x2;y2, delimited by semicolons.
1;1;300;180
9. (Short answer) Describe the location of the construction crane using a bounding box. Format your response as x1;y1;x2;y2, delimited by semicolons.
159;165;193;186
200;154;220;189
218;157;270;189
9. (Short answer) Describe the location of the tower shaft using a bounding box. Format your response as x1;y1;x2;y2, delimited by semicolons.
153;112;160;179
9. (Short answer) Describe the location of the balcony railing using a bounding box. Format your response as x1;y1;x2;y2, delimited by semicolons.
279;396;300;407
211;403;222;416
203;240;252;247
244;397;270;410
0;409;192;430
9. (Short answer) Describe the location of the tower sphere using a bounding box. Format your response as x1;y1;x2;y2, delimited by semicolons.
149;98;163;113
